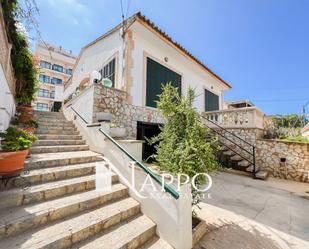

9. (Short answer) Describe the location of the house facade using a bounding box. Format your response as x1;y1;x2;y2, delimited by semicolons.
33;42;77;112
64;12;231;114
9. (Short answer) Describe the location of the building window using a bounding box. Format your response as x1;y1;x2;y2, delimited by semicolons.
100;58;116;87
51;77;63;85
146;57;181;108
52;64;64;73
39;74;50;83
66;68;72;75
38;89;51;98
40;60;51;69
205;89;219;111
50;91;55;99
36;103;49;111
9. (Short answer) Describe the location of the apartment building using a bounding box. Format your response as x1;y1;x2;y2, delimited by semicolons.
33;42;77;112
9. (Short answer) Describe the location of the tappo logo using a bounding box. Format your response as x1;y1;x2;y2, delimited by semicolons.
95;161;212;199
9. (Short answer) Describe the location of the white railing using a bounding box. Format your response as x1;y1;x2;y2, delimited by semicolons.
202;107;265;129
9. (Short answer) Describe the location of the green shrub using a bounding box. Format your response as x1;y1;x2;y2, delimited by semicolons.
279;135;308;143
0;126;37;151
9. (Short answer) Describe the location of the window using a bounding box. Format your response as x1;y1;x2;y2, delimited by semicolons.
100;58;116;87
205;89;219;111
40;60;51;69
51;77;63;85
146;57;181;108
39;74;50;83
52;64;63;73
66;68;72;75
38;89;51;98
35;103;49;111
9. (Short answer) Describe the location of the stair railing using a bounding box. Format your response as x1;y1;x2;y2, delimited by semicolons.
200;115;256;178
70;106;180;199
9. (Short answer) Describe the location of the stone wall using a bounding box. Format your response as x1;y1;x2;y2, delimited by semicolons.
93;84;164;138
256;139;309;182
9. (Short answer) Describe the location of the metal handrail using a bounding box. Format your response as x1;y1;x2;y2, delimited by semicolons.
201;115;255;148
70;106;179;199
201;114;256;177
98;128;179;199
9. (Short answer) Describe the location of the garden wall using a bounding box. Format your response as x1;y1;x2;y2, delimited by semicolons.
93;84;164;138
256;139;309;182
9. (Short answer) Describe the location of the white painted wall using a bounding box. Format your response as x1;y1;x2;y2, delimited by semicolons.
129;22;229;112
0;65;15;131
64;30;123;99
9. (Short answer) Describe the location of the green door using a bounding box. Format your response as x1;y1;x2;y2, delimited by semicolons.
205;89;219;111
146;57;181;108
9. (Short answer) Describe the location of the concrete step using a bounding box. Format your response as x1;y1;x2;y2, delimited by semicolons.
35;129;79;135
25;150;102;169
255;170;269;180
33;139;86;146
238;160;251;167
30;144;89;154
75;215;156;249
230;155;243;162
36;134;83;140
0;162;105;190
0;198;140;249
141;237;174;249
0;183;128;238
0;174;117;210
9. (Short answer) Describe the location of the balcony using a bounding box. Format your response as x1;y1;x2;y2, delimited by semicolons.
202;107;265;129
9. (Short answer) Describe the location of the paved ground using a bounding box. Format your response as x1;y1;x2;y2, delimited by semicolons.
194;172;309;249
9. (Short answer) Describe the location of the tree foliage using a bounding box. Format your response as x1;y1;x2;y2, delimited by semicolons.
149;84;219;195
1;0;38;104
271;114;307;128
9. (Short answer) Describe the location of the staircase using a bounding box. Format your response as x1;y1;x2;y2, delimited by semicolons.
0;111;172;249
201;115;268;180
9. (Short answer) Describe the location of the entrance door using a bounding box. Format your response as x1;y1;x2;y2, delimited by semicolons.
52;101;62;112
136;121;162;162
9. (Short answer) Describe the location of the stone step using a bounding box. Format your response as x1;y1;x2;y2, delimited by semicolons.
25;150;102;169
33;139;86;146
230;154;243;162
36;134;83;140
35;129;79;135
0;184;128;238
255;170;269;180
141;237;174;249
38;120;73;126
0;174;116;210
238;160;251;167
30;145;89;154
246;165;260;173
75;215;156;249
223;150;236;156
0;198;140;249
0;162;106;190
37;125;76;131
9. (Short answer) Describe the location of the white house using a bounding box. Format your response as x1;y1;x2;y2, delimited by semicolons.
64;12;231;113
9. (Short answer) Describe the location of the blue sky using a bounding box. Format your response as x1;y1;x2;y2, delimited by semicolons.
26;0;309;115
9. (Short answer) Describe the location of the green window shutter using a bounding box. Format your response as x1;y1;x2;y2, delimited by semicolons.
146;58;181;108
205;89;219;111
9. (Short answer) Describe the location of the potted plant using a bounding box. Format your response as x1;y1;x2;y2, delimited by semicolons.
0;126;37;176
22;119;38;134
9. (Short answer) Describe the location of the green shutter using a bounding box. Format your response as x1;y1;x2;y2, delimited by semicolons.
205;89;219;111
146;58;181;108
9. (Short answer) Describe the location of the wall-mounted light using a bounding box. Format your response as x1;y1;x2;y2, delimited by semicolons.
164;57;168;62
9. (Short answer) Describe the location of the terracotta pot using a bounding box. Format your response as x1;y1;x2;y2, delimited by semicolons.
22;127;36;134
17;105;33;114
0;149;29;176
19;113;33;123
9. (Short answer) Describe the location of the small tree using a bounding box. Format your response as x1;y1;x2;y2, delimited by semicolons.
149;84;219;208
